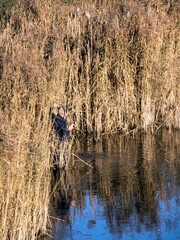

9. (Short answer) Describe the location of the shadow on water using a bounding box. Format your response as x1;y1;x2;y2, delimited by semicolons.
49;130;180;240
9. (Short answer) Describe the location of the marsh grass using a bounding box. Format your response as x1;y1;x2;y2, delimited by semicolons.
0;0;179;239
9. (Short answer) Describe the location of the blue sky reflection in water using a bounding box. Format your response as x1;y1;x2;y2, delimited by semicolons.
50;131;180;240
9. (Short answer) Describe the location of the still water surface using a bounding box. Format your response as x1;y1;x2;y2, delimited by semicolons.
50;131;180;240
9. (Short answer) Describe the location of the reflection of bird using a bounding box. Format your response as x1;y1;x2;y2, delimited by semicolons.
87;220;96;228
59;197;76;209
57;197;76;223
70;200;76;207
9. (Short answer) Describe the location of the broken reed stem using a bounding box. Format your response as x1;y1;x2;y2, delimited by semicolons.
49;216;65;222
155;107;178;132
72;153;93;169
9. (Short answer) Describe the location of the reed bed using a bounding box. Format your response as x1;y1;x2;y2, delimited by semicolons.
0;0;179;239
1;0;179;136
0;110;52;239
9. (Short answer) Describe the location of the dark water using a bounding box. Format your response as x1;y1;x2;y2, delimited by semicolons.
49;130;180;240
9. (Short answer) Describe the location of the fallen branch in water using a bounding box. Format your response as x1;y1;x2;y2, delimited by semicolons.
72;153;93;169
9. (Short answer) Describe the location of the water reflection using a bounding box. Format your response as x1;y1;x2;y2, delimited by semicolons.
50;130;180;240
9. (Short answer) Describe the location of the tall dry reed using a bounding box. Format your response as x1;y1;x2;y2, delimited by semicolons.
1;0;179;136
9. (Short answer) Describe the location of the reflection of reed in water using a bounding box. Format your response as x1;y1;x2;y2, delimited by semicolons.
51;130;180;235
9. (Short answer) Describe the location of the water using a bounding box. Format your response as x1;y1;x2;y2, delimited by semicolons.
49;130;180;240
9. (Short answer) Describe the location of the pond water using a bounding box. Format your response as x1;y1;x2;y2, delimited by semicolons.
49;130;180;240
